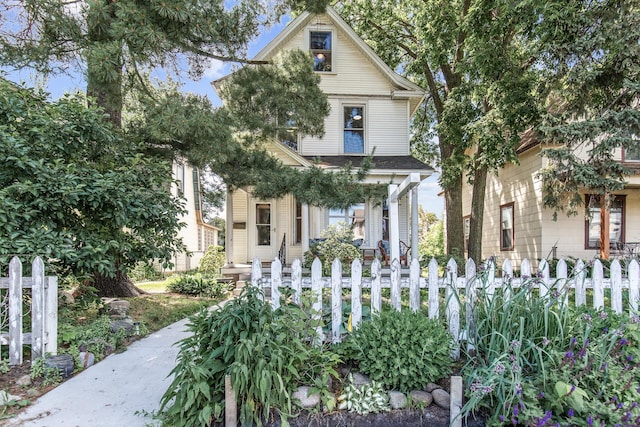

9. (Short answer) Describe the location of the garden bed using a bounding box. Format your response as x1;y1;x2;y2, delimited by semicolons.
260;407;486;427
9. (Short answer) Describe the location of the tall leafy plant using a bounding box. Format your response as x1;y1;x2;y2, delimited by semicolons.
159;286;339;427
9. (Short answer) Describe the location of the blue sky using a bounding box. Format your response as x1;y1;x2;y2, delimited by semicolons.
4;16;444;216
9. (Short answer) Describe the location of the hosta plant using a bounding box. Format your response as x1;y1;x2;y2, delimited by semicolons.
338;374;390;415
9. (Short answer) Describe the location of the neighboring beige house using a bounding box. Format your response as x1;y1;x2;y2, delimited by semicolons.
216;7;433;266
166;161;219;273
460;134;640;269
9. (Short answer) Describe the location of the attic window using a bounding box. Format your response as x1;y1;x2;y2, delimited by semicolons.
310;31;332;72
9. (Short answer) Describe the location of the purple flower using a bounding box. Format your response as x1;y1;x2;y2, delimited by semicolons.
513;406;519;416
565;351;574;359
620;338;628;345
627;354;634;362
500;415;505;422
542;337;551;346
567;408;574;417
587;415;593;426
600;311;608;320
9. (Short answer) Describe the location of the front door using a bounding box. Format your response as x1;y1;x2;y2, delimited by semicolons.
253;202;276;261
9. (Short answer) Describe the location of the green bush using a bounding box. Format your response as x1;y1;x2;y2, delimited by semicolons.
198;245;225;277
159;286;340;427
348;309;453;392
166;272;229;298
303;222;362;275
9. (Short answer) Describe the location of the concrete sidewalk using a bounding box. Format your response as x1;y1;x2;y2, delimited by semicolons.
5;317;192;427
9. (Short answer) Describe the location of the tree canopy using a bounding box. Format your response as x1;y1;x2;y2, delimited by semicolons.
0;77;185;295
336;0;639;261
0;0;375;295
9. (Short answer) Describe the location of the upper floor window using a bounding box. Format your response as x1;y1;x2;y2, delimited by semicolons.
500;203;514;251
310;31;332;72
585;194;625;249
344;106;364;153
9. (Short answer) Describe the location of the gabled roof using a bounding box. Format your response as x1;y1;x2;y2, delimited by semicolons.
252;7;425;115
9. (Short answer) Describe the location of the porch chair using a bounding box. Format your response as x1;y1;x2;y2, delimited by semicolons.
378;240;411;266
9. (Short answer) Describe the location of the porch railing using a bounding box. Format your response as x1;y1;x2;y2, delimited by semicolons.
277;233;286;266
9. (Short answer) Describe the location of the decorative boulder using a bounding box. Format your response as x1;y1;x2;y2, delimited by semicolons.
45;354;75;378
292;386;321;408
388;391;408;409
410;390;433;407
432;388;451;409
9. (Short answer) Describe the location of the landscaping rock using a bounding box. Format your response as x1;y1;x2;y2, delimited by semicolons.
15;375;31;387
388;391;408;409
45;354;75;378
410;390;433;407
292;386;321;408
106;299;131;318
425;382;441;392
59;290;75;305
79;351;95;368
110;318;135;335
431;388;450;409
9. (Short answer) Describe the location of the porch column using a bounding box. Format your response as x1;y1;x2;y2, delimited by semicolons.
225;188;234;266
388;184;400;263
302;203;310;254
411;187;419;262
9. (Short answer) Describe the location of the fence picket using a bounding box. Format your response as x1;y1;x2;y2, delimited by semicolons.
371;259;382;315
409;258;420;313
428;258;439;319
9;257;23;365
539;259;550;298
611;260;623;314
465;258;477;355
291;259;302;306
311;258;323;344
31;257;45;359
574;259;587;306
271;258;282;310
556;259;569;308
390;258;401;311
251;258;262;301
331;259;342;344
521;259;532;300
351;260;363;330
502;259;513;301
446;258;460;360
629;259;639;313
593;260;604;309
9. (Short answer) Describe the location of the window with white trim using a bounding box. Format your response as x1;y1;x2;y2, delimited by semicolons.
500;203;514;251
310;31;332;72
585;194;625;249
343;106;364;153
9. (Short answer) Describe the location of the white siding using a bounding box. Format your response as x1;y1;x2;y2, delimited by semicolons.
368;99;409;156
232;190;248;263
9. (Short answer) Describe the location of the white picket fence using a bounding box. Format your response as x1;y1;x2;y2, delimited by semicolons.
0;257;58;365
251;256;640;359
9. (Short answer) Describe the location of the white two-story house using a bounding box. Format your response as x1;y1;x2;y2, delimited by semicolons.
218;7;433;266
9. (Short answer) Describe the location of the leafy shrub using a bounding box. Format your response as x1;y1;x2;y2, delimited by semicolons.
166;272;229;298
347;309;453;392
198;245;225;277
159;286;340;427
303;222;362;275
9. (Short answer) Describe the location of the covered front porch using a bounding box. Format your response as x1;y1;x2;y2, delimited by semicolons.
222;173;425;274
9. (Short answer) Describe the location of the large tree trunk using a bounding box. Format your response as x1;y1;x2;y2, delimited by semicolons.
93;269;143;298
468;162;488;264
443;174;465;257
